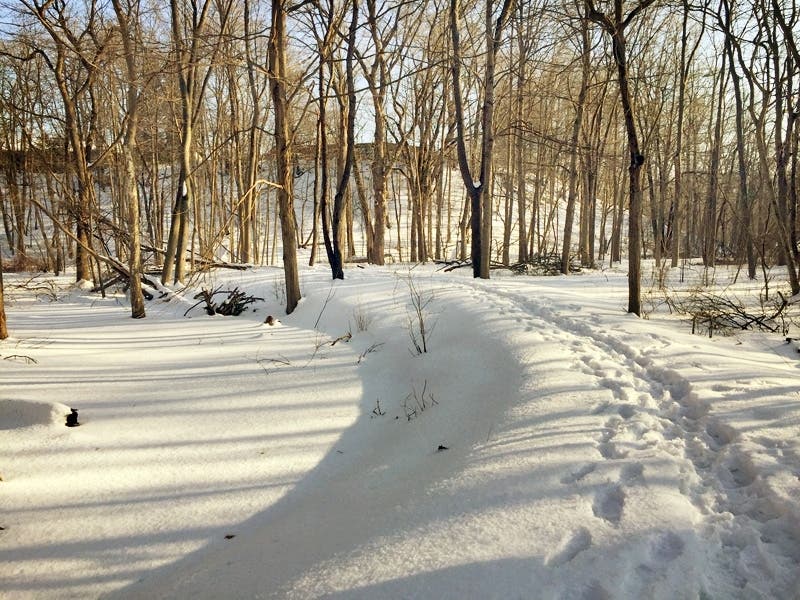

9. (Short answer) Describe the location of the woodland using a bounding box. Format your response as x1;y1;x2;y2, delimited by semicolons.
0;0;799;331
4;2;800;597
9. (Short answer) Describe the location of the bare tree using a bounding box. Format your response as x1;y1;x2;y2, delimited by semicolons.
303;0;344;267
162;0;232;284
356;0;402;265
585;0;657;316
670;0;704;270
0;254;7;339
450;0;515;278
321;0;358;280
20;0;110;282
561;8;590;275
727;0;800;294
703;53;725;270
110;0;145;318
268;0;302;311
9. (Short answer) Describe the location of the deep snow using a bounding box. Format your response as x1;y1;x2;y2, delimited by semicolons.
1;261;799;599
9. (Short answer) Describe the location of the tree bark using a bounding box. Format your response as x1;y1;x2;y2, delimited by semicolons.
561;14;590;275
112;0;146;318
268;0;302;312
704;58;725;269
324;0;358;280
586;0;656;316
0;254;7;340
450;0;515;279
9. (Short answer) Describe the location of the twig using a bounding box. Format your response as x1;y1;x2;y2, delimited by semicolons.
314;284;336;329
330;332;352;346
3;354;38;364
357;342;385;364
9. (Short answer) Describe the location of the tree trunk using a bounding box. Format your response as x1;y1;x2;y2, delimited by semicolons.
704;59;725;269
112;0;146;318
268;0;302;312
450;0;515;278
0;254;7;340
353;157;375;260
671;0;691;268
720;0;756;278
561;15;590;275
586;0;657;316
325;0;358;280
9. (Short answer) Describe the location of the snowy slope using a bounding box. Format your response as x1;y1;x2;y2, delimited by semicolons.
2;263;799;599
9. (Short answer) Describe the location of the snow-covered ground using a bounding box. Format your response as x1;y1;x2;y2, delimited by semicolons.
2;261;799;599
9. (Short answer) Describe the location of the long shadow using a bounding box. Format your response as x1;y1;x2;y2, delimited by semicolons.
101;272;691;599
6;269;735;599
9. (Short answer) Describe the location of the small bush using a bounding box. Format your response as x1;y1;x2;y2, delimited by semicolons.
401;381;437;421
352;303;373;332
3;253;49;273
272;276;286;305
403;274;435;355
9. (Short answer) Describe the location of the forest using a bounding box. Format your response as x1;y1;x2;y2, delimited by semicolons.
0;0;799;326
3;2;800;598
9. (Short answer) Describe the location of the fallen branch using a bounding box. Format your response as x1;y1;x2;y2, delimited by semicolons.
671;290;789;337
330;332;352;346
435;259;471;273
3;354;38;364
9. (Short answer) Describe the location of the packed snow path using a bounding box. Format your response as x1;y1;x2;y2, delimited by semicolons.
2;266;799;599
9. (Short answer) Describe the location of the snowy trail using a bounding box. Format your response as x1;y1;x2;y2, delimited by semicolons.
468;280;800;597
4;267;800;599
107;273;529;599
113;270;799;599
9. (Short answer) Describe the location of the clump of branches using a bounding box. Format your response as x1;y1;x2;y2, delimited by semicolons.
185;286;263;316
10;274;60;301
507;253;582;276
2;253;50;273
669;290;792;337
435;254;581;276
401;380;437;421
352;302;373;332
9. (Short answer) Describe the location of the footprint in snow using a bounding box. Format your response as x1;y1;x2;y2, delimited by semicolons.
705;421;737;450
649;530;685;562
621;462;645;483
592;483;625;524
560;462;597;484
720;454;756;489
598;377;631;402
562;580;612;600
597;420;629;460
598;441;629;460
546;527;593;567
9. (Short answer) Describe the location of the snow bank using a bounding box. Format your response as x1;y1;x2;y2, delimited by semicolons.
2;263;799;599
0;399;72;430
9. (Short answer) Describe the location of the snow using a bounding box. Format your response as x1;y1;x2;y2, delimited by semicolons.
0;400;72;430
1;261;799;599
